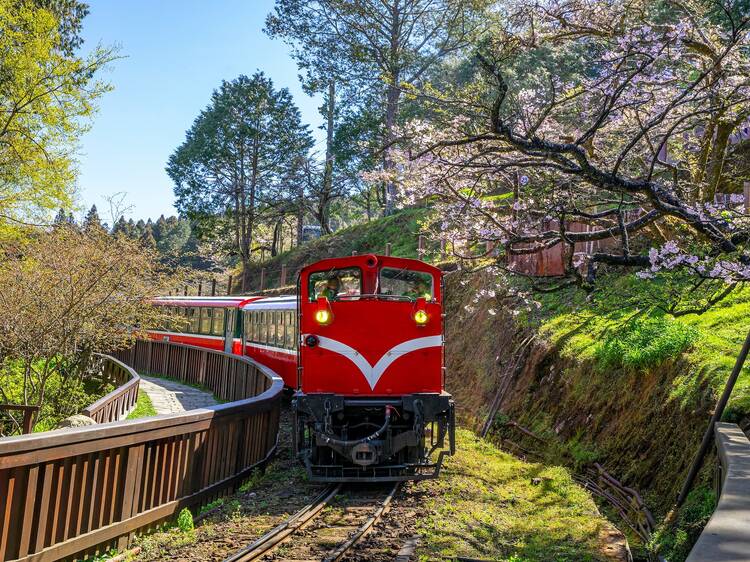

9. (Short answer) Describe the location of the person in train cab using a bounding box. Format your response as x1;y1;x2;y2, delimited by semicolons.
320;275;341;300
407;279;432;300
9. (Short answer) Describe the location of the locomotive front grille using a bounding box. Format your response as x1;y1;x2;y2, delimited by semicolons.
293;392;455;482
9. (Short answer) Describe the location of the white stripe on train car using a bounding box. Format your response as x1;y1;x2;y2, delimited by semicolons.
245;342;297;356
242;300;297;311
312;335;442;390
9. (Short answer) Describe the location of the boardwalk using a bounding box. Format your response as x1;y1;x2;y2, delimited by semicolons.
139;374;217;414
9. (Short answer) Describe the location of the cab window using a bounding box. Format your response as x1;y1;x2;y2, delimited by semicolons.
379;268;434;300
308;267;362;302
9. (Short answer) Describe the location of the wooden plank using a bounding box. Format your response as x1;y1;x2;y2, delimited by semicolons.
18;465;39;557
0;468;14;559
33;463;53;553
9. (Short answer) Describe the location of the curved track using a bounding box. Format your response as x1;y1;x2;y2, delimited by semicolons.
223;483;400;562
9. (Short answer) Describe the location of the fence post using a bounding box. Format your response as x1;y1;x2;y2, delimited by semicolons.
260;268;266;292
440;238;447;260
183;285;188;296
418;235;425;259
352;250;357;256
197;282;202;296
280;264;287;286
385;242;392;256
227;275;233;295
211;278;217;296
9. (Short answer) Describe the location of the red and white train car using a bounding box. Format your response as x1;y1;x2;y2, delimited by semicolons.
148;254;455;481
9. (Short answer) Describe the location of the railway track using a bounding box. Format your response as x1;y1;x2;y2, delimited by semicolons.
223;482;400;562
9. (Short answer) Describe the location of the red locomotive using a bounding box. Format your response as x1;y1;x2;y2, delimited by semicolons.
148;254;455;481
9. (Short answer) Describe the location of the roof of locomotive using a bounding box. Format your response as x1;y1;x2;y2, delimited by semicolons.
299;254;441;276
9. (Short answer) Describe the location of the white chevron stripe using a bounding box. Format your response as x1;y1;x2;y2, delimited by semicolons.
313;335;442;390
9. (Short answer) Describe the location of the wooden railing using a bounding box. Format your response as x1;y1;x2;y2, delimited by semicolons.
0;339;283;562
687;422;750;561
82;354;141;424
0;405;40;436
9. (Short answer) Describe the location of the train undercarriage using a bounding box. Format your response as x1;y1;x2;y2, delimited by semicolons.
292;392;455;482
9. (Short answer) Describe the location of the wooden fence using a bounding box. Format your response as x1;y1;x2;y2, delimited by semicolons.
81;355;140;424
0;340;283;562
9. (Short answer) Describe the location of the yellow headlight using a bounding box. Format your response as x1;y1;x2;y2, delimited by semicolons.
414;309;428;325
315;309;331;325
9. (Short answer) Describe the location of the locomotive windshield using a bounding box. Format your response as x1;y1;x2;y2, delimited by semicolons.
308;267;362;301
379;267;433;300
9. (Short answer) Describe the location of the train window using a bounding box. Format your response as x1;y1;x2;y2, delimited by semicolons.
250;311;258;342
212;309;225;335
285;310;295;349
308;267;361;302
379;268;434;300
259;311;267;344
200;308;212;334
188;307;199;332
275;310;283;346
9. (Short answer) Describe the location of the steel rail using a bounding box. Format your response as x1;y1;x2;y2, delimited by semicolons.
222;484;341;562
322;482;400;562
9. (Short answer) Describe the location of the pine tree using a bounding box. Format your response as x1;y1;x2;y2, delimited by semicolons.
82;205;104;232
139;225;157;250
111;215;129;236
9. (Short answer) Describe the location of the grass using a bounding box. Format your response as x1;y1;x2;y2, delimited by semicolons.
126;390;157;419
535;274;750;418
241;206;434;292
417;428;618;561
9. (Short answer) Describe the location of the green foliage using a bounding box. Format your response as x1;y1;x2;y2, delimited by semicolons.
168;72;313;270
238;468;264;493
649;486;716;562
0;0;113;238
126;390;157;420
176;508;194;534
243;206;431;291
594;318;698;371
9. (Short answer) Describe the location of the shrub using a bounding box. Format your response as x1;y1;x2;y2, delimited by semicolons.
176;508;194;533
594;317;698;371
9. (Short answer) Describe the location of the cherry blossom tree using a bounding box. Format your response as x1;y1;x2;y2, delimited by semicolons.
375;0;750;311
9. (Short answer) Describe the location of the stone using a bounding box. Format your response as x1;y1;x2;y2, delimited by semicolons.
56;414;97;429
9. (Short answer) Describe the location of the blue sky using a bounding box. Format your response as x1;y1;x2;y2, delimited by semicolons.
77;0;323;223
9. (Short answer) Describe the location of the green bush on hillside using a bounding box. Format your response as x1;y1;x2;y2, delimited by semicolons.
594;318;698;371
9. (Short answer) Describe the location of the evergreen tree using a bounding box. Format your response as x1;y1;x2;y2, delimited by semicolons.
167;73;313;276
53;208;68;225
152;215;167;242
139;225;157;250
111;215;129;236
82;205;104;232
134;219;146;237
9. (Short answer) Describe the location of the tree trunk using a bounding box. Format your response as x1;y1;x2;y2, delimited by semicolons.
320;81;336;234
383;1;402;216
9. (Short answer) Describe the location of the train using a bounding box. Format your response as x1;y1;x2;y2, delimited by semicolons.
148;254;455;481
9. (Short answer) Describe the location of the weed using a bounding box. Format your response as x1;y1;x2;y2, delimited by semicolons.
649;486;716;562
126;390;157;419
177;508;194;533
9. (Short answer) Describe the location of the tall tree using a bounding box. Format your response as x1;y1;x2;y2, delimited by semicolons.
387;0;750;313
0;0;113;237
167;73;312;282
82;205;103;232
267;0;486;215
